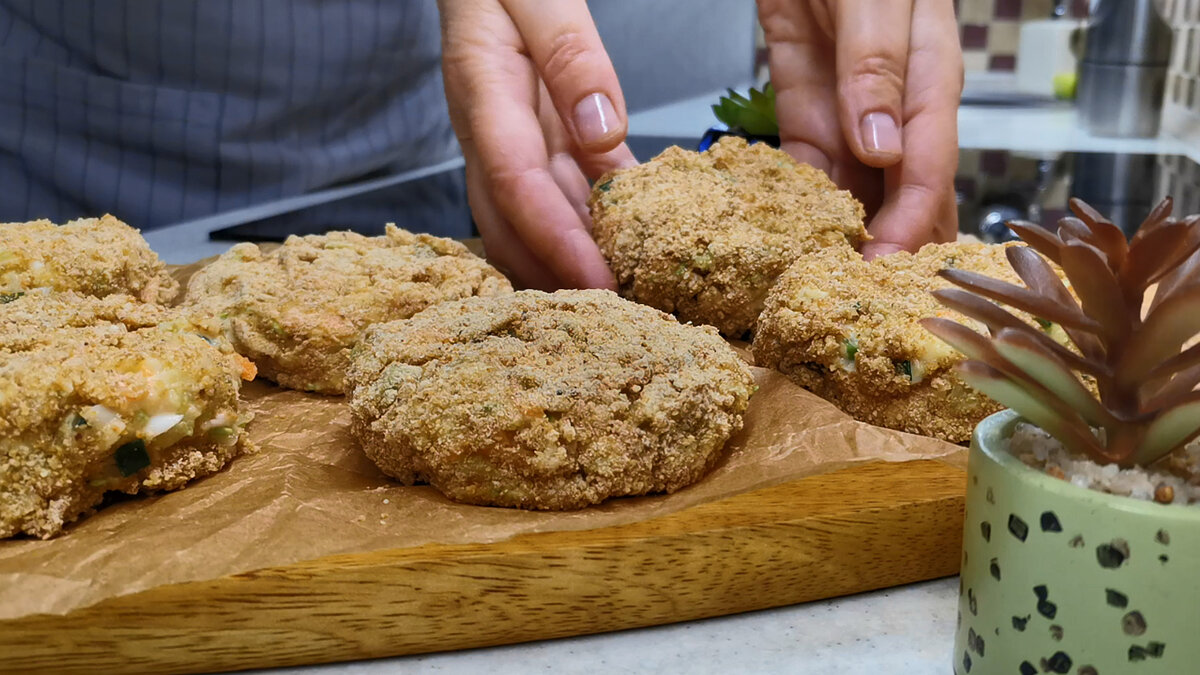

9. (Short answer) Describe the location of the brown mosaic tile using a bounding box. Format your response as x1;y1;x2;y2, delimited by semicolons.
962;24;990;49
995;0;1023;19
989;54;1017;71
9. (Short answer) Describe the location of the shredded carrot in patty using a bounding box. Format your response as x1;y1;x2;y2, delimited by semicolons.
236;355;257;381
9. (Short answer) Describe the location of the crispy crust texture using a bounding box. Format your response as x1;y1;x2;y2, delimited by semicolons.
753;242;1057;442
0;293;253;539
0;215;178;303
183;225;513;394
588;137;866;337
346;289;756;510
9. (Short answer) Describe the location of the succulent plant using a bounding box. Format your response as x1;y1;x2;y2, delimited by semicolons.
711;83;778;137
922;198;1200;468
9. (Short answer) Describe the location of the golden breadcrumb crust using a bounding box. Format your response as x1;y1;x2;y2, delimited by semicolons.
347;289;756;510
183;224;513;394
1;293;254;539
588;136;866;337
753;242;1067;442
0;215;178;303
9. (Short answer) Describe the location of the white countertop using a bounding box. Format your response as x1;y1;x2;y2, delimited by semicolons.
250;577;958;675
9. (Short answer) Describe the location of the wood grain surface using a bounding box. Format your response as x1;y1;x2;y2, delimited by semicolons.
1;459;964;674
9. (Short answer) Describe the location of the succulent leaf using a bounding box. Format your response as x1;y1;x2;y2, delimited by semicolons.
1120;222;1200;294
1146;341;1200;382
1006;221;1065;265
957;361;1106;460
711;83;778;136
1146;363;1200;411
991;328;1118;428
1117;285;1200;389
930;288;1107;376
1059;240;1131;343
1149;238;1200;312
919;317;998;363
927;198;1200;468
1136;395;1200;465
1057;218;1102;252
939;267;1100;333
1075;215;1128;270
1129;196;1174;246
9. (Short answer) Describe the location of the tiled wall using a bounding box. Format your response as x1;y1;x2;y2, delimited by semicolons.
1163;0;1200;136
753;1;1090;79
1161;0;1200;213
956;0;1089;71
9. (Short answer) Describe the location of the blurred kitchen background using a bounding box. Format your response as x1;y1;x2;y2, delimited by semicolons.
154;0;1200;258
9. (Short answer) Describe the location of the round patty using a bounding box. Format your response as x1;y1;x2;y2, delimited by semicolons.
588;136;866;337
1;293;255;539
183;225;512;394
0;215;178;304
346;289;756;510
752;242;1064;442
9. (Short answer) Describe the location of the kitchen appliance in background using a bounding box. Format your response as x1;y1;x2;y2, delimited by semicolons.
1076;0;1174;137
1015;0;1083;98
1070;152;1162;235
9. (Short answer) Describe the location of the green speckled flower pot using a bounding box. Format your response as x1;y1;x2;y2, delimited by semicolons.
953;410;1200;675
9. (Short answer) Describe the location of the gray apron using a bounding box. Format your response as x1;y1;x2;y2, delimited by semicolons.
0;0;458;230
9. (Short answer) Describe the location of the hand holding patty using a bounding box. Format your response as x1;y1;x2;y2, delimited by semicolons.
758;0;964;258
439;0;636;290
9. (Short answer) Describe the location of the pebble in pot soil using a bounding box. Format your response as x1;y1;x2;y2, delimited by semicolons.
1008;423;1200;505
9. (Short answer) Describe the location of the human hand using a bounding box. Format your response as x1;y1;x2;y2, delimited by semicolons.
438;0;637;290
757;0;964;258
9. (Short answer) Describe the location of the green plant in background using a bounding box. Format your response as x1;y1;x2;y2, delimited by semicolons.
922;198;1200;468
711;83;778;137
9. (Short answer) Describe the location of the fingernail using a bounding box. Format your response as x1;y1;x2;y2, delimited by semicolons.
861;112;902;156
574;93;618;147
861;242;905;261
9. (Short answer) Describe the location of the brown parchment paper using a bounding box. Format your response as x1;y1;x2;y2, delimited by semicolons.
0;253;968;621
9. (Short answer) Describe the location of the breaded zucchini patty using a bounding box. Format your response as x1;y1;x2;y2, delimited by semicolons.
0;215;178;303
183;225;513;394
346;289;756;510
588;136;866;337
0;293;255;539
753;242;1067;442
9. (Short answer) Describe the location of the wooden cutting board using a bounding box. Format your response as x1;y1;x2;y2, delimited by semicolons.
1;458;964;674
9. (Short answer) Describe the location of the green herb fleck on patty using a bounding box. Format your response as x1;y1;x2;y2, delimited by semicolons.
0;291;24;304
843;337;858;363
